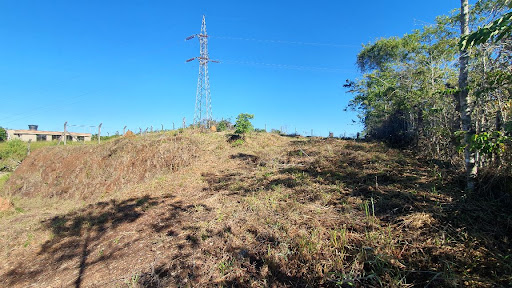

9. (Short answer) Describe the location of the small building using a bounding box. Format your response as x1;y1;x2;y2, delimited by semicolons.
6;125;92;142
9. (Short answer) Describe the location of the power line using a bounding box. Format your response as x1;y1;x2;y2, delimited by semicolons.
1;90;100;125
220;59;358;74
210;35;360;48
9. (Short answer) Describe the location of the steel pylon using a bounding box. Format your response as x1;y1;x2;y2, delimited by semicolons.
186;15;219;128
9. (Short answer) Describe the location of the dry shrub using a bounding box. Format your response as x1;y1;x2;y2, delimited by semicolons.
5;134;199;200
399;212;436;229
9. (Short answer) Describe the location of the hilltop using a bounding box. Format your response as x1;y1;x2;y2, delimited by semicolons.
0;130;510;287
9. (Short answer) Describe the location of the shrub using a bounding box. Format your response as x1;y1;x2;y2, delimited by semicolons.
217;120;232;132
0;139;27;171
1;139;26;160
0;127;6;142
234;113;254;135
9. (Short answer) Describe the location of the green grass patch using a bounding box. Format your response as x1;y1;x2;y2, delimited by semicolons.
0;173;10;191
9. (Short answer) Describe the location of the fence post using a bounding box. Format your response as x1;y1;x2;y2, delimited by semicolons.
98;123;102;144
64;121;68;145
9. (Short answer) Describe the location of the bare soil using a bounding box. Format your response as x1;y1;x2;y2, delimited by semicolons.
0;130;510;287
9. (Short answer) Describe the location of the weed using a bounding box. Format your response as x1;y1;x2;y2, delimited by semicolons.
298;229;321;257
361;197;375;223
0;173;10;192
201;231;210;241
218;258;234;275
194;204;205;213
216;209;225;222
329;227;347;250
23;233;34;248
125;273;140;288
263;171;273;178
231;139;244;147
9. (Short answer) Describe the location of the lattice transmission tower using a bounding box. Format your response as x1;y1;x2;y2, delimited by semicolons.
186;15;219;127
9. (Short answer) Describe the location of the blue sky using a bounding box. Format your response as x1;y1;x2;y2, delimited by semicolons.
1;0;462;137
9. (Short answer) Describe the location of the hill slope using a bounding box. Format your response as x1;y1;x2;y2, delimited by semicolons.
1;131;510;287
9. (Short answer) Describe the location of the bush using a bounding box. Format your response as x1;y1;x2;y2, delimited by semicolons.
234;113;254;135
217;120;232;132
0;139;27;171
0;127;6;142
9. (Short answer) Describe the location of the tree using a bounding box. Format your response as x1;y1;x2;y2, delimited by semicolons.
346;0;511;176
459;0;477;191
0;127;6;142
460;10;512;49
234;113;254;135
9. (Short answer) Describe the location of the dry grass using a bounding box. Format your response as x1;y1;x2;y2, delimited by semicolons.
4;132;198;200
0;130;511;287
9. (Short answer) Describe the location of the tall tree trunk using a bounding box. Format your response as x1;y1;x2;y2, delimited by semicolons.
459;0;477;191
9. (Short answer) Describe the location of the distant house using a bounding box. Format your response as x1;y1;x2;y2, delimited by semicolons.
6;125;92;142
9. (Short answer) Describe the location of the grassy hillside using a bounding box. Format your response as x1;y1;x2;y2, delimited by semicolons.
0;130;510;287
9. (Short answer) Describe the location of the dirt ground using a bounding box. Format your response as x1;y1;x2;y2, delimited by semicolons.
0;130;510;287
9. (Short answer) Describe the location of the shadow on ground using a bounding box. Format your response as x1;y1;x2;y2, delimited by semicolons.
202;138;512;286
2;194;179;287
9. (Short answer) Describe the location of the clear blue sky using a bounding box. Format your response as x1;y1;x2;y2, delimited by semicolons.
1;0;463;137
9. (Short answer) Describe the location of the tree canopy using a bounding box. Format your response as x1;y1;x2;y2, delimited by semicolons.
346;0;511;172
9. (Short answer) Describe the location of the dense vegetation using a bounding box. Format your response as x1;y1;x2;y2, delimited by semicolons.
345;0;511;184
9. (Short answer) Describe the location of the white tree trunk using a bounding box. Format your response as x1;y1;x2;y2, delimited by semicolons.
459;0;477;191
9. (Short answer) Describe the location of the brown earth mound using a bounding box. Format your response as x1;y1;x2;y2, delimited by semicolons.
124;130;135;137
5;134;198;199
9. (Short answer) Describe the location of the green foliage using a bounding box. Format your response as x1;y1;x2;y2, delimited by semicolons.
348;18;459;145
357;36;418;73
460;10;512;49
457;131;509;156
91;134;121;142
0;139;26;161
0;139;27;171
216;119;231;132
231;139;244;147
0;173;10;191
347;0;512;166
234;113;254;135
0;127;6;142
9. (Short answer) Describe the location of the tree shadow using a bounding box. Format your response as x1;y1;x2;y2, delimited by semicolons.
2;194;179;288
